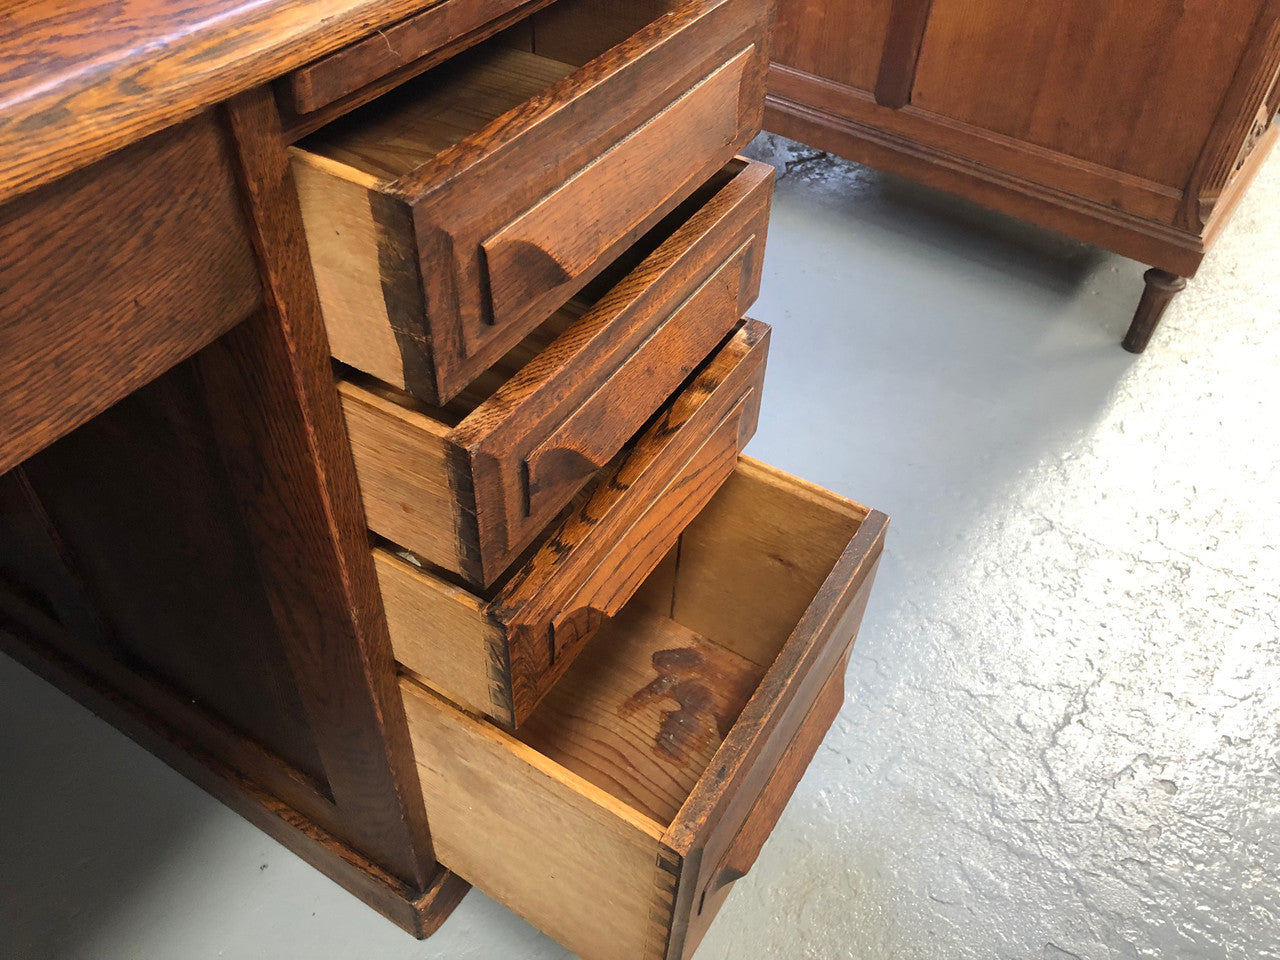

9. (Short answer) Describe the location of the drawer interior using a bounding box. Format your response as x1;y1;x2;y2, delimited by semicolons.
512;459;869;825
299;0;687;180
400;458;880;960
339;160;747;429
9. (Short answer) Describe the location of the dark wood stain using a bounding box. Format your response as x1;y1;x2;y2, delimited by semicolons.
873;0;934;109
370;190;439;404
664;508;890;960
624;647;728;761
496;320;769;728
767;0;1280;350
0;619;470;939
216;85;440;889
449;160;771;589
295;0;768;403
279;0;564;135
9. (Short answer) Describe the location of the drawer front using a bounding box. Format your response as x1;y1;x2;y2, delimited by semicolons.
661;482;886;959
494;319;770;725
294;0;770;405
398;459;889;960
282;0;560;118
456;158;774;585
417;0;769;400
474;46;753;341
379;319;771;729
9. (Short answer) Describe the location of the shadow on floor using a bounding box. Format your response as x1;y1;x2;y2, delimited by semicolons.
0;655;222;960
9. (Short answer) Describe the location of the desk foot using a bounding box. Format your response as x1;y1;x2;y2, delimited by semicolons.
1123;268;1187;353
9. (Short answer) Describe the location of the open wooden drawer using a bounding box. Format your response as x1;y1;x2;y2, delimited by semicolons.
379;319;769;728
338;158;772;587
291;0;769;404
399;458;888;960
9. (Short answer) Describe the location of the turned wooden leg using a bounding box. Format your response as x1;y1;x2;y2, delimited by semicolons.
1123;268;1187;353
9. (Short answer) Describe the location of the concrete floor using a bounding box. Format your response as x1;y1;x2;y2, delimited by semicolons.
3;133;1279;960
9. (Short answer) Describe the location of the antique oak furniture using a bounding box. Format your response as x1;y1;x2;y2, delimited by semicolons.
0;1;887;958
766;0;1280;351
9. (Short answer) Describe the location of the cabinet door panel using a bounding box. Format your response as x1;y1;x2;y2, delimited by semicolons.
773;0;894;94
911;0;1265;188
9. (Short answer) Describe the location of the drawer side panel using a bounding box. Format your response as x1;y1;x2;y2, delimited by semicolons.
401;678;676;960
377;549;505;720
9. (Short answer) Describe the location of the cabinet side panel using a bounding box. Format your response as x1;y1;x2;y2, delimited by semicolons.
14;358;331;787
0;113;259;475
771;0;891;93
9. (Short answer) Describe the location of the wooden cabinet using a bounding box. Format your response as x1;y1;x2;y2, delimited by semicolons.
767;0;1280;351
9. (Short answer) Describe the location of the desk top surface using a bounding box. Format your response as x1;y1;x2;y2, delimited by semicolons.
0;0;438;205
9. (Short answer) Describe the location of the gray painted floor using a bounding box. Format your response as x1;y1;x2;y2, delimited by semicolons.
3;133;1278;960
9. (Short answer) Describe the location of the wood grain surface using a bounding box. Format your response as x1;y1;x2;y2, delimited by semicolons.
0;618;469;938
13;362;332;791
494;319;770;727
379;320;770;729
518;614;766;825
770;0;891;94
292;0;769;402
475;49;752;338
1122;268;1188;354
670;653;849;960
873;0;934;109
763;82;1211;277
0;0;487;204
337;159;772;588
401;676;675;960
909;0;1269;188
0;113;258;474
660;458;887;960
397;459;888;960
766;0;1280;300
214;86;440;889
336;379;463;574
284;0;557;114
299;48;574;179
458;159;771;583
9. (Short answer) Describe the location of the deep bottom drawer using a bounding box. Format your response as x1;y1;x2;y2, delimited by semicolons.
400;457;888;960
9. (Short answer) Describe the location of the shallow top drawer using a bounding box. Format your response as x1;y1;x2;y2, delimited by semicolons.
280;0;560;119
290;0;769;404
